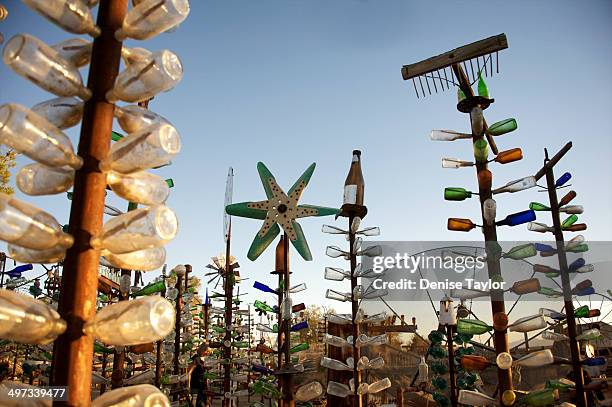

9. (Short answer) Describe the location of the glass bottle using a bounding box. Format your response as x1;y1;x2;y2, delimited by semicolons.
430;129;472;141
326;289;350;302
21;0;100;37
559;205;583;215
444;187;472;201
8;243;66;264
527;222;554;233
16;163;74;196
326;381;351;398
3;34;91;100
542;331;568;341
253;300;275;314
483;198;496;225
502;243;537;260
417;356;429;383
295;381;323;402
509;314;547;333
114;104;168;134
509;278;541;295
51;38;92;68
290;342;309;353
447;218;476;232
555;172;572;187
343;150;364;206
356;334;388;348
255;343;274;354
470;107;484;136
561;214;578;229
486;118;517;136
90;205;178;254
457;319;492;335
442;158;474;168
514;350;554;367
577;328;601;341
124;369;155;385
106;170;170;205
522;389;559;406
324;267;349;281
320;357;351;371
291;321;308;332
497;210;536;227
0;103;83;169
84;296;175;346
91;384;170;407
458;390;496;406
494;148;523;164
493;176;536;194
99;122;181;174
473;139;488;163
121;46;154;67
289;283;307;293
529;202;550;211
559;190;577;206
31;96;83;130
115;0;190;41
106;50;183;103
253;281;276;294
460;355;491;371
564;223;587;232
131;280;166;297
0;289;67;345
366;378;391;394
0;193;74;250
102;247;166;272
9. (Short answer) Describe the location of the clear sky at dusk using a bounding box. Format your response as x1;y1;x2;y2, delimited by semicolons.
1;0;611;336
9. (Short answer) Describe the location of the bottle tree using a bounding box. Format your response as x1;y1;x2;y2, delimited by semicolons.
226;161;339;406
322;150;390;407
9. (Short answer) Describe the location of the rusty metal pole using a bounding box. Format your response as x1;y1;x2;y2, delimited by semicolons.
348;212;362;407
154;340;162;387
542;149;587;407
451;62;513;400
51;0;128;404
100;353;108;394
223;224;234;407
280;234;294;407
174;273;184;375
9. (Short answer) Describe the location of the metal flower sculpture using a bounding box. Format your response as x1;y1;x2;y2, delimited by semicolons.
226;162;339;261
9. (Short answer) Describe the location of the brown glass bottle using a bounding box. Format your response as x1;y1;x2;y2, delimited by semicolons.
343;150;365;205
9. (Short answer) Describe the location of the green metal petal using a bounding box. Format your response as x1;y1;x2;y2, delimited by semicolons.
288;220;312;261
297;204;341;218
226;202;268;220
248;222;281;261
257;162;276;200
288;163;316;198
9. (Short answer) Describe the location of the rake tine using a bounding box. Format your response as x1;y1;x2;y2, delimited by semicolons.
482;56;488;77
418;75;425;97
496;51;499;74
443;67;451;89
412;78;420;98
469;59;476;83
430;74;438;93
424;75;432;95
436;70;445;91
476;57;481;78
461;61;470;83
490;53;493;76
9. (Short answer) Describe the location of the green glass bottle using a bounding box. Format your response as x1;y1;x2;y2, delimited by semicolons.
574;305;589;318
457;319;492;335
433;393;450;407
561;214;578;229
428;330;444;345
94;342;114;354
212;326;225;334
203;372;218;380
232;341;249;349
473;139;488;163
523;389;559;406
529;202;550;211
290;343;309;353
131;280;165;297
458;87;467;102
538;287;563;297
545;379;574;391
503;244;537;260
444;187;472;201
253;380;281;399
477;73;489;98
568;243;588;253
254;300;275;314
432;377;448;391
431;362;448;375
429;346;447;359
486;118;517;136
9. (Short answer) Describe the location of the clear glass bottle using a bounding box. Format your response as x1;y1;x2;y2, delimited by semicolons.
84;296;175;346
527;222;554;233
0;193;74;250
106;170;170;205
514;350;554;367
0;289;67;344
8;243;66;264
295;381;323;402
430;129;472;141
458;390;496;406
366;378;391;394
324;334;351;348
101;247;166;272
99;122;181;174
325;289;350;302
509;314;547;333
493;176;536;194
114;104;168;133
121;46;154;67
441;158;474;169
91;384;170;407
90;205;178;254
21;0;100;36
3;34;91;100
31;96;83;129
106;50;183;103
51;38;92;68
324;267;348;281
0;103;83;169
320;356;351;371
115;0;190;41
326;380;351;398
16;163;74;196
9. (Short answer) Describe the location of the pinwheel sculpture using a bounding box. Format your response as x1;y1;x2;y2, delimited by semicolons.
226;162;339;261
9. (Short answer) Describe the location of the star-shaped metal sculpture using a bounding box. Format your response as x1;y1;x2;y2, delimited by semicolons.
226;162;340;261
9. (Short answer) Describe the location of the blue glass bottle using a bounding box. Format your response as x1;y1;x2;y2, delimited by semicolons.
290;321;309;332
574;287;595;296
569;258;586;271
496;210;536;227
535;243;555;253
253;281;277;294
582;357;606;366
555;172;572;187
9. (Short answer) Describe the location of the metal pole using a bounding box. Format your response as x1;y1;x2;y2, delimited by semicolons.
281;234;294;407
451;62;513;399
223;223;234;407
154;340;162;388
51;0;128;404
446;325;458;407
100;353;108;395
0;252;6;289
111;269;130;389
348;213;362;407
174;272;183;375
543;150;587;407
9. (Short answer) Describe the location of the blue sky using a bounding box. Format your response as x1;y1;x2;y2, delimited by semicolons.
1;0;611;336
